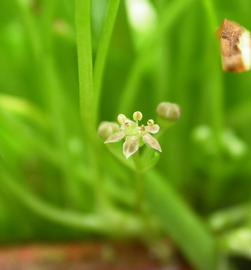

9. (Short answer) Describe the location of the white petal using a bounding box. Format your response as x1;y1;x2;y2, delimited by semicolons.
105;131;125;144
98;121;120;140
145;124;160;134
143;133;162;152
123;136;139;159
117;114;127;125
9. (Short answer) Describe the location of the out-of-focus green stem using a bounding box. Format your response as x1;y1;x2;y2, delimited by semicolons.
0;164;145;237
0;94;47;128
119;0;197;114
103;143;217;269
15;0;41;59
75;0;112;210
15;0;83;207
94;0;121;125
155;0;170;101
133;154;145;211
201;0;225;208
209;204;250;232
145;170;217;270
0;166;107;233
202;0;219;33
202;0;224;140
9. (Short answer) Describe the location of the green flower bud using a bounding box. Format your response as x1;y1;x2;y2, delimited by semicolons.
156;102;181;122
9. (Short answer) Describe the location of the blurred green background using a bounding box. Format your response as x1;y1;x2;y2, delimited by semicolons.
1;0;251;269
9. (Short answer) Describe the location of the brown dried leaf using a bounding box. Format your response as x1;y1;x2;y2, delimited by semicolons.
218;19;251;72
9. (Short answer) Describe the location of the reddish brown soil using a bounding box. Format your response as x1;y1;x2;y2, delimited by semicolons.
0;242;191;270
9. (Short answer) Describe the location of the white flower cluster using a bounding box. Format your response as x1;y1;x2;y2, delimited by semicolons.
98;111;161;159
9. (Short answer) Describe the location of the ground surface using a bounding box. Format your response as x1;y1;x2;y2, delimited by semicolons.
0;242;191;270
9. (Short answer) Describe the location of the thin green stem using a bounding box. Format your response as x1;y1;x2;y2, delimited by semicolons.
0;163;145;238
43;57;82;207
75;1;112;210
75;0;94;136
94;0;121;125
202;0;225;208
202;0;219;32
0;166;106;233
202;0;224;142
16;0;82;207
15;0;41;60
133;154;145;212
145;170;217;270
41;0;83;208
155;0;171;101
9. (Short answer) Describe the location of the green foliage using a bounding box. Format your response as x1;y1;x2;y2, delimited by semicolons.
1;0;251;269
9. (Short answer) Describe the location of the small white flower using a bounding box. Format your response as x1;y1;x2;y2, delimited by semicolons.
103;111;162;159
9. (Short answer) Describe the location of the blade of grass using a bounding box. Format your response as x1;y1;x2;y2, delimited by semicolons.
145;170;217;270
0;161;145;238
75;0;94;136
0;94;47;128
75;0;115;211
209;204;251;232
0;164;107;233
93;0;121;125
118;0;197;114
16;0;84;208
15;0;41;59
202;0;224;146
155;0;171;102
201;0;225;208
162;9;198;189
1;107;95;210
203;0;224;141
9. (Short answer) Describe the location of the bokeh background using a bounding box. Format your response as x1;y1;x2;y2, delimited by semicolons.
1;0;251;269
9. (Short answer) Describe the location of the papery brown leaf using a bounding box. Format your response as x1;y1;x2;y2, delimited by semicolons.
218;19;251;72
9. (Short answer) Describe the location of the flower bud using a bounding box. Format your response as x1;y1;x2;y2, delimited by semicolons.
97;121;120;140
133;111;143;121
156;102;181;122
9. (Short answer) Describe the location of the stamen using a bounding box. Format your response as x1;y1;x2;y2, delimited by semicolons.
133;111;143;122
147;119;154;126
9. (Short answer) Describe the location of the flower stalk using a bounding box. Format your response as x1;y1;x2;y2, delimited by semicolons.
94;0;121;125
133;153;145;212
